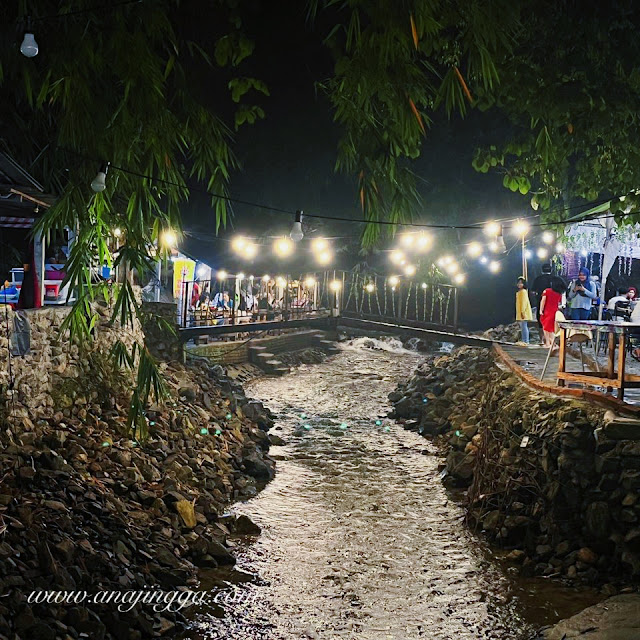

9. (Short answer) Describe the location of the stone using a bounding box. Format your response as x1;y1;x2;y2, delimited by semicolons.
577;547;598;565
586;502;610;539
174;500;197;528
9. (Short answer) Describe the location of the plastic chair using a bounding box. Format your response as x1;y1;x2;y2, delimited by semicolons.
540;311;591;380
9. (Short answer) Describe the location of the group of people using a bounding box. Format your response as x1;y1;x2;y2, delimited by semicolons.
515;265;640;348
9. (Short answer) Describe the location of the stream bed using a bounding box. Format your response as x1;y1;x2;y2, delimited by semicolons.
184;337;602;639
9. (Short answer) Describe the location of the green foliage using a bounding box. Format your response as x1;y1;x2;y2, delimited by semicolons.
311;0;521;248
471;0;640;225
1;0;264;435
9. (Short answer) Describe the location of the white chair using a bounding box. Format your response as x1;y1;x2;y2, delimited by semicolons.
540;311;592;380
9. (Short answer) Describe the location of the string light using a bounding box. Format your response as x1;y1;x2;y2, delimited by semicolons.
231;235;248;253
316;250;332;265
400;233;415;248
311;238;329;252
197;265;209;278
454;273;466;285
542;231;555;244
365;283;375;293
217;270;227;280
404;264;416;276
113;228;122;238
421;282;428;289
536;247;549;259
304;276;316;287
480;256;488;264
467;242;482;257
274;237;294;257
513;219;530;236
237;272;245;280
525;250;532;259
489;260;500;273
416;232;432;251
484;221;501;236
388;276;399;286
276;276;286;287
290;210;304;242
161;229;177;247
580;249;588;257
556;242;565;253
244;242;258;259
390;250;405;264
262;274;270;282
329;280;342;291
445;262;459;275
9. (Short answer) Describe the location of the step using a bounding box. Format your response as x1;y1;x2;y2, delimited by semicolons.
273;367;290;376
248;345;269;353
254;351;276;360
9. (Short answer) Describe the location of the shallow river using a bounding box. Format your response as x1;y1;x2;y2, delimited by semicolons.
185;338;600;640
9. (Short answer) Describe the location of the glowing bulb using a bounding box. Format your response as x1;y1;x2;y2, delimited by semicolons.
542;231;554;244
467;242;483;257
231;235;248;253
197;265;209;278
525;250;532;259
421;282;428;289
216;270;227;280
445;262;459;275
316;250;332;265
536;247;549;259
480;256;488;264
489;241;498;252
365;283;375;293
244;243;257;259
237;272;245;280
580;249;588;257
311;238;329;252
454;273;466;285
274;237;294;257
404;264;416;276
400;233;415;247
304;277;316;287
20;32;38;58
489;261;500;273
262;274;270;282
276;276;286;287
390;250;405;264
416;233;432;251
329;280;342;291
485;221;501;237
513;219;530;236
113;228;122;238
556;243;565;253
442;255;453;265
290;211;304;242
161;229;177;247
388;276;399;287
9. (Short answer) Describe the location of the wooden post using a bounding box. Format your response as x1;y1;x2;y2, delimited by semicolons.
607;331;616;379
618;332;627;400
557;327;567;386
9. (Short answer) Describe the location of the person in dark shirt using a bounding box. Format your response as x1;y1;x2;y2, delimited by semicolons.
531;264;567;343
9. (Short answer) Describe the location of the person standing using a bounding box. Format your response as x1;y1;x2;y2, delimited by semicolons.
515;277;533;345
539;280;565;348
567;267;597;320
532;264;566;344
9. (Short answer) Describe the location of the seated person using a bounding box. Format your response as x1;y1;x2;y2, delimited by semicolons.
0;280;19;301
212;290;232;310
608;287;632;310
196;292;210;310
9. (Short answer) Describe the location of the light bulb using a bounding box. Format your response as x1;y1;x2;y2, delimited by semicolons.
365;283;375;293
276;276;286;287
197;265;208;278
20;32;38;58
329;280;341;291
536;247;548;259
467;242;483;257
556;243;565;253
513;219;530;236
404;264;416;276
311;238;328;253
304;277;316;287
580;249;588;257
484;221;501;237
489;261;500;273
525;250;532;259
113;228;122;238
480;256;488;264
316;250;332;265
388;276;399;287
400;233;415;248
445;262;459;274
231;235;248;253
91;163;109;193
454;273;466;285
421;282;428;289
244;243;257;259
290;210;304;242
216;270;227;280
416;233;432;251
390;250;405;264
542;231;554;244
274;237;294;257
161;229;177;247
237;272;245;280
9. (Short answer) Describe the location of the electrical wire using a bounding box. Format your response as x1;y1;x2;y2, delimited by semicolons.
18;0;145;23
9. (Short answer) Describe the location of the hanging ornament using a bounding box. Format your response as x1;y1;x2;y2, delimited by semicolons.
599;252;604;277
619;255;622;276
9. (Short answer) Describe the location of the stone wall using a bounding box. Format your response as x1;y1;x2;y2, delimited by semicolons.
0;303;143;422
391;346;640;587
140;301;182;361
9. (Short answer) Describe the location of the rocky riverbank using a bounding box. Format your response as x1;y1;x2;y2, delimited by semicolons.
390;346;640;593
0;356;276;639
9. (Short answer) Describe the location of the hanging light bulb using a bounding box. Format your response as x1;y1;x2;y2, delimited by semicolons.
556;242;565;253
400;233;415;248
231;235;248;254
244;242;258;259
580;249;588;257
276;276;287;287
274;236;294;257
217;270;228;280
542;231;555;244
304;276;316;287
537;247;549;259
421;282;428;289
237;272;245;281
290;210;304;242
329;280;342;291
91;163;110;193
390;250;405;264
416;233;432;251
161;229;177;247
311;238;328;253
404;264;416;276
484;221;501;237
262;274;270;282
445;262;459;275
454;273;466;285
525;250;533;259
20;19;38;58
365;283;375;293
467;242;483;257
388;276;399;287
316;250;333;265
480;255;488;264
513;219;530;236
197;265;209;278
489;260;500;273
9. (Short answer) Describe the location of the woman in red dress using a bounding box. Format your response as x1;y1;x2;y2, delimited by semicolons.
539;280;565;347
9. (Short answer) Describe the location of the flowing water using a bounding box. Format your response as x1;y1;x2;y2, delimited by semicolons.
185;337;601;640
